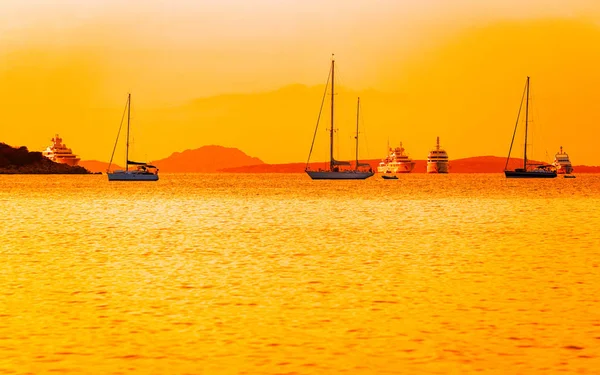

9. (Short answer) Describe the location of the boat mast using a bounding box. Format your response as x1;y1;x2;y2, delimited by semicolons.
355;97;360;169
126;93;130;172
523;77;530;170
305;60;332;170
330;55;335;171
504;78;527;171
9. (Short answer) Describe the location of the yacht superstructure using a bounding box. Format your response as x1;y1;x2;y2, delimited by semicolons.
427;137;449;174
377;142;415;174
42;134;80;166
552;146;573;174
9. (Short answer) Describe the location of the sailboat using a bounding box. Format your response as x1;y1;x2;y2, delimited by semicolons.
504;77;557;178
305;56;374;180
107;94;159;181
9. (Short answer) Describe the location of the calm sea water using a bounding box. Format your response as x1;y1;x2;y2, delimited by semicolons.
1;173;599;374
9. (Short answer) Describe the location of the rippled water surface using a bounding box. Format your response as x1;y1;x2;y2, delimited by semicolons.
1;173;600;374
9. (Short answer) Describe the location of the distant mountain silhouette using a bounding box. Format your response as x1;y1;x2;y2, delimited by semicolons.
220;155;600;173
81;149;600;174
0;143;90;174
80;145;263;173
149;145;264;173
79;160;124;173
569;165;600;173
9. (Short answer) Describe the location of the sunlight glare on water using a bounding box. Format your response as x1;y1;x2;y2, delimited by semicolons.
1;174;599;374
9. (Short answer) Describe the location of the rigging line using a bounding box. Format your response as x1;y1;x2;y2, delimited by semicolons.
504;79;528;171
336;128;340;160
530;90;545;163
359;101;371;160
108;95;130;172
305;65;332;169
334;64;345;93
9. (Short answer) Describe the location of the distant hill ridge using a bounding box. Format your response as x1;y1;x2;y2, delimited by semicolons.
80;147;600;173
150;145;264;173
80;145;264;173
220;156;600;173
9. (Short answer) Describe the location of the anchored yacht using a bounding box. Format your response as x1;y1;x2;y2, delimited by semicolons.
552;146;573;174
42;134;80;166
427;137;449;173
377;142;415;174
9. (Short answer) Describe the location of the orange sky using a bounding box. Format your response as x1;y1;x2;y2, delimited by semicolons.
1;1;600;165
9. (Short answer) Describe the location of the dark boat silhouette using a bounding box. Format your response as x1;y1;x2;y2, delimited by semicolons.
504;77;557;179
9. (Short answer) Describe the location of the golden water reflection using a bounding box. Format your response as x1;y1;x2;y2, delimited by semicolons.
1;174;599;374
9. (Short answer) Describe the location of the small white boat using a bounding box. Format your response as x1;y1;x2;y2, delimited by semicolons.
107;94;159;182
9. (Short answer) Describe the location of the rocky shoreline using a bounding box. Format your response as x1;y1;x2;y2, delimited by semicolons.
0;143;91;174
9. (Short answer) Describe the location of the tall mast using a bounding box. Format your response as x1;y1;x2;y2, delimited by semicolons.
126;93;131;172
330;55;335;171
523;76;530;170
355;97;360;169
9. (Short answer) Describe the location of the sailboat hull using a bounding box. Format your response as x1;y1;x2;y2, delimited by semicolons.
306;171;374;180
108;172;159;181
504;170;557;178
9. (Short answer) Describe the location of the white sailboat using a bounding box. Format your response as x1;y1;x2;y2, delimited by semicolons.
107;94;159;181
305;56;374;180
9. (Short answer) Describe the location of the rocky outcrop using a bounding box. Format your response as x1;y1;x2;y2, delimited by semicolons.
0;143;90;174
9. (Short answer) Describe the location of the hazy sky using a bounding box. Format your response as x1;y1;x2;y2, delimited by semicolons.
3;0;599;100
1;0;600;164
